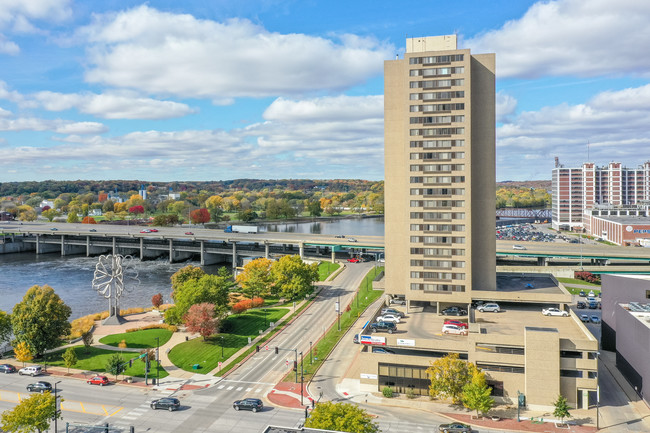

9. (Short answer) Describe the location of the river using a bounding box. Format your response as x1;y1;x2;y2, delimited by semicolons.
0;217;385;319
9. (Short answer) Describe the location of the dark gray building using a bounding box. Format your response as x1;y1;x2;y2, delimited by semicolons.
601;274;650;406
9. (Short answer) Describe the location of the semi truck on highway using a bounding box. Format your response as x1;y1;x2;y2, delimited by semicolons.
224;225;259;234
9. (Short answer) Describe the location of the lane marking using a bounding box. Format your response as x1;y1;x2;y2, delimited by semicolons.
227;386;233;390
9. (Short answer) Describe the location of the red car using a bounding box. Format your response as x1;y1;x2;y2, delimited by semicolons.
185;232;194;235
347;258;360;263
87;375;109;386
149;229;159;232
444;320;468;328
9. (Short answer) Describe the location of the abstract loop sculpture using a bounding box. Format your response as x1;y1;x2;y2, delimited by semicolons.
92;254;139;324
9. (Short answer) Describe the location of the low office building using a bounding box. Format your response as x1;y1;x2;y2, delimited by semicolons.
583;208;650;246
601;274;650;407
357;273;599;409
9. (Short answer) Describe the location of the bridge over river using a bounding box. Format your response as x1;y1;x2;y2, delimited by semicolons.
2;222;650;271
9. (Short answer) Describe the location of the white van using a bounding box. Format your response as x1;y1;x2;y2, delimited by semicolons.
18;366;42;376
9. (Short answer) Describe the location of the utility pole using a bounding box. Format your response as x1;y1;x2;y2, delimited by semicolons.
155;336;160;386
337;295;341;331
300;351;304;406
53;381;61;433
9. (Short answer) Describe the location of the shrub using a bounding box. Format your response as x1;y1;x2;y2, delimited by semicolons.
382;386;394;398
151;293;163;309
406;388;416;399
125;323;177;333
232;299;252;314
118;339;127;349
252;297;264;308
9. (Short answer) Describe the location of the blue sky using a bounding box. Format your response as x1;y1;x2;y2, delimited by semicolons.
1;0;649;182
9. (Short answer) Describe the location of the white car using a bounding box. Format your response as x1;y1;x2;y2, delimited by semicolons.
18;366;42;376
542;308;569;317
588;291;595;297
513;245;526;250
477;303;500;313
442;324;468;335
377;314;401;324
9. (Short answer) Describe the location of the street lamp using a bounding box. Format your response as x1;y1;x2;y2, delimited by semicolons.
155;336;160;386
220;336;224;359
310;341;313;364
263;308;267;329
53;380;61;433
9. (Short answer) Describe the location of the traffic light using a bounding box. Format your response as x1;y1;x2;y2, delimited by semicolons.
275;347;279;355
256;345;260;352
293;361;297;371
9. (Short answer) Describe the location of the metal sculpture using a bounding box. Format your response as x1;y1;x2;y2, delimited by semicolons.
92;254;139;324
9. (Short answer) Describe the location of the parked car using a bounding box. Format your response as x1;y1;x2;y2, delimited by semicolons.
542;308;569;317
579;291;586;297
377;314;401;324
590;315;601;324
372;347;395;354
442;324;468;336
233;398;263;412
441;306;467;316
353;334;359;344
151;397;181;411
444;320;468;328
18;366;42;376
390;297;406;305
0;364;16;374
588;291;595;297
580;314;590;323
370;322;396;334
438;422;472;433
380;307;405;318
87;375;109;386
576;301;586;309
477;303;500;313
512;245;526;250
26;381;52;393
347;258;360;263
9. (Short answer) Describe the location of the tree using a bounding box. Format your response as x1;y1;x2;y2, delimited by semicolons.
0;310;11;349
81;330;93;353
190;208;210;224
461;368;493;417
173;274;233;319
151;293;163;309
128;205;145;215
426;353;475;403
81;216;97;224
307;200;322;216
14;341;33;366
184;303;217;340
553;394;571;424
41;209;60;222
171;265;206;293
305;401;379;433
205;195;224;222
270;255;318;300
66;212;79;223
62;347;78;373
236;258;273;299
1;392;58;433
105;353;124;380
11;285;72;356
236;208;257;222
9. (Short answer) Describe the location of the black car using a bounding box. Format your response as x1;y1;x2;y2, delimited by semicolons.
26;381;52;393
0;364;16;374
233;398;263;412
576;301;586;309
369;322;396;334
438;422;472;433
441;306;467;316
150;397;181;411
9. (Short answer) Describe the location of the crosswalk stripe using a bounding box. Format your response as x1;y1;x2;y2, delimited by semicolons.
246;387;252;392
227;386;234;390
218;385;225;389
236;387;243;391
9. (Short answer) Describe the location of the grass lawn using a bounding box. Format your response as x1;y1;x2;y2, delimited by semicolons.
557;277;601;287
318;262;340;281
98;329;173;349
168;307;289;373
284;266;384;383
43;346;168;379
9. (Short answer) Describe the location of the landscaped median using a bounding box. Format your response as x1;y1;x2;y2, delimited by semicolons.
286;266;384;383
168;307;289;373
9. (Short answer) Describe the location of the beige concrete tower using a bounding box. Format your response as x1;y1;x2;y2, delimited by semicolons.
384;35;496;307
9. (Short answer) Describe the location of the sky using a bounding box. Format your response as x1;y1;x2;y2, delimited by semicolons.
1;0;649;183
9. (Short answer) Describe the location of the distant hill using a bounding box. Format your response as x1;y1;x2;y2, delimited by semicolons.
497;180;551;190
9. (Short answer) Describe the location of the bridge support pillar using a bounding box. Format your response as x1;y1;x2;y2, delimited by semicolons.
331;250;336;263
232;242;237;270
35;234;58;255
60;234;65;256
169;239;173;263
265;242;269;259
537;257;547;266
112;237;117;255
299;242;304;260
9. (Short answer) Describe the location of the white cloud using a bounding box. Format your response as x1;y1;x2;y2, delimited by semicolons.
32;90;196;119
0;115;106;134
263;95;384;122
79;5;393;100
495;91;517;123
54;121;107;135
496;84;650;180
0;0;72;54
0;106;11;117
467;0;650;78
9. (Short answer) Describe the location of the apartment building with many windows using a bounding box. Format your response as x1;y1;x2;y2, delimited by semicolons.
363;35;598;410
552;162;650;231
